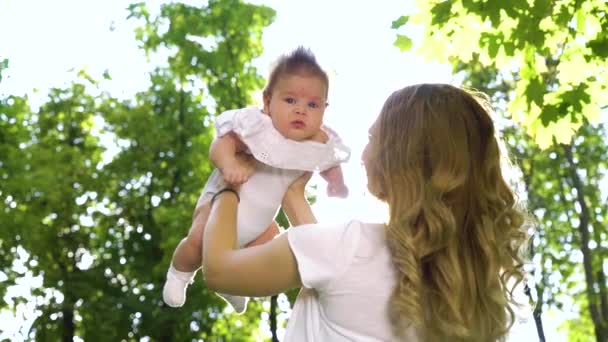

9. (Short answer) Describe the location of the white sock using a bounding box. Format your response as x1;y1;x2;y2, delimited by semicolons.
162;265;197;308
218;293;249;314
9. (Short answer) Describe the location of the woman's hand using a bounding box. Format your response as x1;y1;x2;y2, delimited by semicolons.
285;171;312;197
282;171;316;226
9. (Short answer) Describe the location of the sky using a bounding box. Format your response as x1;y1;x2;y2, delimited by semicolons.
0;0;566;341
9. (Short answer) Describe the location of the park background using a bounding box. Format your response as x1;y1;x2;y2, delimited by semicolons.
0;0;607;341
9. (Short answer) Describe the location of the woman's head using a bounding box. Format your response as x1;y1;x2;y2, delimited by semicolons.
365;84;529;341
364;84;500;204
262;47;329;141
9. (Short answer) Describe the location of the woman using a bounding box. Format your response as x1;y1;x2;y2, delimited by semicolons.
202;84;530;341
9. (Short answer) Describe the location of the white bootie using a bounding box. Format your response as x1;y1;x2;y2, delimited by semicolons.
162;265;196;307
218;293;249;314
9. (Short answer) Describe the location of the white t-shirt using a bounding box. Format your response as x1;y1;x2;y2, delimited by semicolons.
285;221;536;342
285;220;418;341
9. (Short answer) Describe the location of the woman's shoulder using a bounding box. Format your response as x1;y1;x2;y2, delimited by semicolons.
286;221;368;290
289;220;378;236
288;220;385;258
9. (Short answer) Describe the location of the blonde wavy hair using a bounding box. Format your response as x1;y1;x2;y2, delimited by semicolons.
370;84;530;341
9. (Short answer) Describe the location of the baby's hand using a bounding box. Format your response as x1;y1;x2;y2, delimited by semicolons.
320;165;348;198
219;153;255;185
327;183;349;198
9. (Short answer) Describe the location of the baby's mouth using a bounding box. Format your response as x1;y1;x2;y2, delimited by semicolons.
290;120;305;129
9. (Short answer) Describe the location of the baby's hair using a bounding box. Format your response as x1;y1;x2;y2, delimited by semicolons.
263;46;329;101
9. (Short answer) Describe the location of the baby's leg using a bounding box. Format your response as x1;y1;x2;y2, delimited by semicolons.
172;202;211;272
163;201;211;307
164;198;280;311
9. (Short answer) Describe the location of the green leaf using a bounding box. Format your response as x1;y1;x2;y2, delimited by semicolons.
102;69;112;80
524;77;546;108
430;1;454;27
0;58;8;83
588;35;608;58
487;35;500;58
391;15;410;29
539;104;560;126
485;0;502;26
394;34;414;52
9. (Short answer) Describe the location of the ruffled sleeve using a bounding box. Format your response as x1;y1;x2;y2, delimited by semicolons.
214;106;269;139
213;107;351;172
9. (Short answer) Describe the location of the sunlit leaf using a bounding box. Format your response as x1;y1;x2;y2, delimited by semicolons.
394;34;413;52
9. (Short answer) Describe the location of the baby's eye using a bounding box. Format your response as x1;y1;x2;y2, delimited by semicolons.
284;97;296;104
308;102;319;109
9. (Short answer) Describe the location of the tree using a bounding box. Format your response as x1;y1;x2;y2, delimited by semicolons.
505;122;608;342
0;59;38;331
0;0;276;340
392;1;608;340
1;73;107;342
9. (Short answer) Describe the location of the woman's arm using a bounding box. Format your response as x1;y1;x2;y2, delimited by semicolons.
281;172;317;226
202;190;303;297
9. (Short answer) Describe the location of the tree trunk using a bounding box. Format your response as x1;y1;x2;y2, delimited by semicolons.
61;307;75;342
598;270;608;338
270;295;278;342
563;144;606;342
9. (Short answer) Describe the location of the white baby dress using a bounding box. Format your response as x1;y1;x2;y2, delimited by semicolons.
198;106;351;246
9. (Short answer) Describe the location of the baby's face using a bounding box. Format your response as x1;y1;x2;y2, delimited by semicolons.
263;73;327;141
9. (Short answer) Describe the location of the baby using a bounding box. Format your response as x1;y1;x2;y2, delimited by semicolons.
163;46;350;313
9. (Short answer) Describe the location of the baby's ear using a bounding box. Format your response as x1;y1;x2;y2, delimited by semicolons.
262;94;271;115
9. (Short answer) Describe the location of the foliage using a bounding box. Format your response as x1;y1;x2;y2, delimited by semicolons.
0;0;276;341
393;0;608;149
127;0;274;113
1;75;107;341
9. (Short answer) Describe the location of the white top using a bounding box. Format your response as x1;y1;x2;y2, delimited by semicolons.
285;221;536;342
285;221;414;341
214;106;350;171
199;163;302;246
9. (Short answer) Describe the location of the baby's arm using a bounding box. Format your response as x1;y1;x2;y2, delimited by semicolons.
320;166;349;198
310;129;349;198
210;132;253;184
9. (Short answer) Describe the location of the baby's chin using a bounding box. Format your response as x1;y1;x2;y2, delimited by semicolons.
280;129;317;142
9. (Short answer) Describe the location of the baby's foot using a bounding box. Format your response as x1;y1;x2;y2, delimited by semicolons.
162;265;196;307
218;293;249;314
